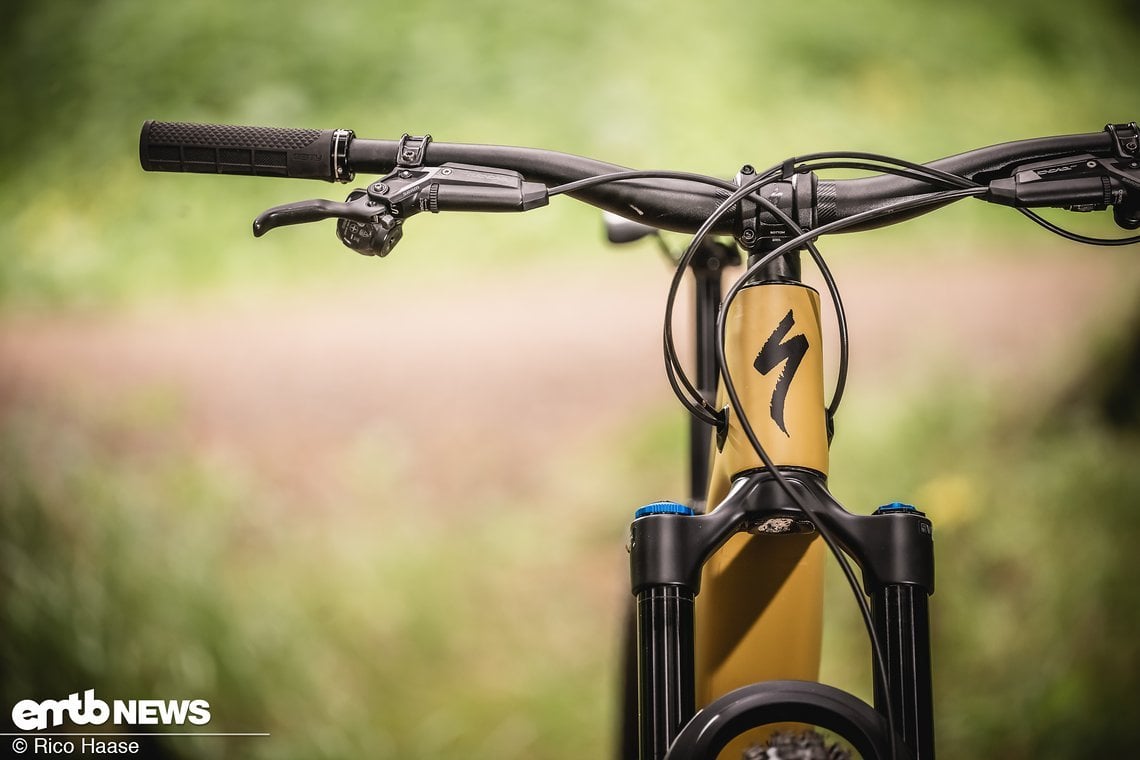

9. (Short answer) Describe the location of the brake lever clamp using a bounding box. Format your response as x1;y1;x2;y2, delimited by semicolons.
1104;123;1140;229
1106;122;1140;160
395;133;432;168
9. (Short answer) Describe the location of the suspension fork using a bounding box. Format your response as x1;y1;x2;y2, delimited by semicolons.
631;247;936;758
631;477;935;759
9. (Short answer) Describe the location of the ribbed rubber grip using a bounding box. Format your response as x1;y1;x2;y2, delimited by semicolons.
139;121;352;181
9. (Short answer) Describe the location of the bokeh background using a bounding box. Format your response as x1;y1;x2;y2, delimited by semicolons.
2;1;1139;758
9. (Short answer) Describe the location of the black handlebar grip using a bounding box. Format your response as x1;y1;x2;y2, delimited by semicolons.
139;121;354;182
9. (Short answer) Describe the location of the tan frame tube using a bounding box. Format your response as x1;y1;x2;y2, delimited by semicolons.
695;281;829;756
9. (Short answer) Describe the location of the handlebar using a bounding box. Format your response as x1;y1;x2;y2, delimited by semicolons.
345;131;1127;227
140;120;1140;241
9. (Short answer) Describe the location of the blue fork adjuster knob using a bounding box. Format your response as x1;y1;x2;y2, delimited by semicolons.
634;501;695;519
873;501;923;515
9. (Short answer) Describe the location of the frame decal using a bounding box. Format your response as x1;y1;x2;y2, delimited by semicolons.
754;308;808;437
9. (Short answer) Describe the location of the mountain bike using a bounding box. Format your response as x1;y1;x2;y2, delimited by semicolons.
139;119;1140;760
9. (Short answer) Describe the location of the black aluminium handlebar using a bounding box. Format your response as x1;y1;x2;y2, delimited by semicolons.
140;120;1120;235
347;131;1120;233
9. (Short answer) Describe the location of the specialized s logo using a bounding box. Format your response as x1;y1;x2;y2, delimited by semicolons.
753;309;808;437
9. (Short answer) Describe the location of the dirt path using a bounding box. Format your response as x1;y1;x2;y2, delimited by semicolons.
1;250;1133;503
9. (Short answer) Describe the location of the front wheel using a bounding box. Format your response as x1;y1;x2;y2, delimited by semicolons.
664;680;910;760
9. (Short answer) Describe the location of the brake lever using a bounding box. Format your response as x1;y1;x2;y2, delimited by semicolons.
251;162;549;257
985;123;1140;229
252;195;380;237
986;155;1136;211
252;189;404;256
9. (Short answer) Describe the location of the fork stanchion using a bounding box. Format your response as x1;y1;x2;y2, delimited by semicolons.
872;582;934;760
636;585;696;760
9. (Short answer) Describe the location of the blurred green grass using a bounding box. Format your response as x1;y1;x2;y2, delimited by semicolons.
2;2;1140;759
